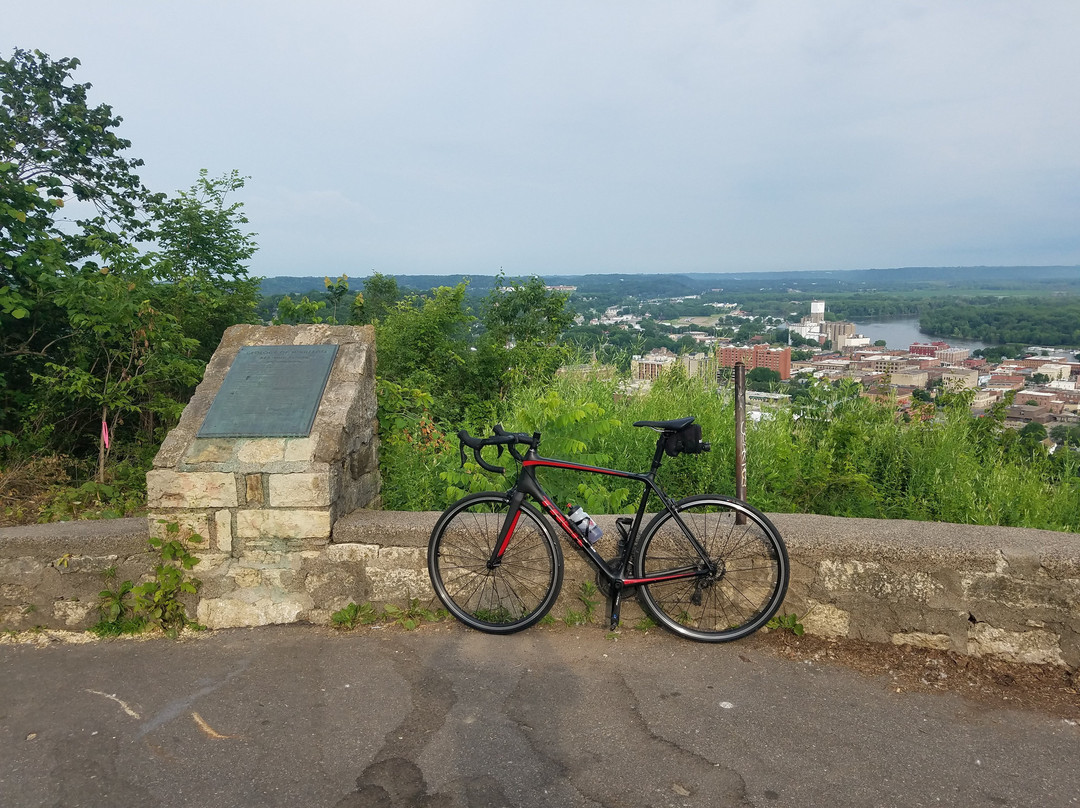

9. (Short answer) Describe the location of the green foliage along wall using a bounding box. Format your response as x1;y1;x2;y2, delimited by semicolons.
379;370;1080;533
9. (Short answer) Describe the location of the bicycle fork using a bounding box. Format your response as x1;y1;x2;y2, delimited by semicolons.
486;490;527;569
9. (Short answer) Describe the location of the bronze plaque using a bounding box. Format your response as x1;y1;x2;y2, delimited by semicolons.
197;345;339;438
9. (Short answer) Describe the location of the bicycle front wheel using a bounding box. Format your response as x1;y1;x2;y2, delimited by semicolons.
634;495;789;642
428;492;563;634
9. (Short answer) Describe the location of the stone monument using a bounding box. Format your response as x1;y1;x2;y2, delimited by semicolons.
146;324;379;627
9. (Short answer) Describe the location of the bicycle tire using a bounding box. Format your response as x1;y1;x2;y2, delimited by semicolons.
428;492;563;634
634;495;789;642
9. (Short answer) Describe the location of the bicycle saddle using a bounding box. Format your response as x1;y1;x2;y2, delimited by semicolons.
632;416;696;431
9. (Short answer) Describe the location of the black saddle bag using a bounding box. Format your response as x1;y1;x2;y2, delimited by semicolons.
665;423;706;457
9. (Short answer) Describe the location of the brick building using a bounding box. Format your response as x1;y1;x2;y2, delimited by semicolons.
718;345;792;380
910;341;950;357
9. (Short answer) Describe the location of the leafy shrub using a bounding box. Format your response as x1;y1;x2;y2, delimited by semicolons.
379;367;1080;532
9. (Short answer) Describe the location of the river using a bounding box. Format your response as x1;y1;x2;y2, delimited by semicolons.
852;317;989;353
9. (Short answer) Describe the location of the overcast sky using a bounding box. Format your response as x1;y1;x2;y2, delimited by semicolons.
8;1;1080;278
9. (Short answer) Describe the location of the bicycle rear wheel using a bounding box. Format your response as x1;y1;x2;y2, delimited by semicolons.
428;492;563;634
634;495;788;642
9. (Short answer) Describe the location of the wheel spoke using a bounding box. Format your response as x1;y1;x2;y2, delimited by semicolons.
636;498;788;642
429;495;562;633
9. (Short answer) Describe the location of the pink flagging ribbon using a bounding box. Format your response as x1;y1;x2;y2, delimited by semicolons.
101;420;110;450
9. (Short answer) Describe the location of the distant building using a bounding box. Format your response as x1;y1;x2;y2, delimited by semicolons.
791;299;863;350
935;347;970;365
681;351;717;381
718;344;792;380
909;341;950;357
891;369;929;387
1037;363;1072;381
631;347;678;381
942;367;980;390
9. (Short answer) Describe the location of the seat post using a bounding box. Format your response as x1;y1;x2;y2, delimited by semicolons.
649;434;667;474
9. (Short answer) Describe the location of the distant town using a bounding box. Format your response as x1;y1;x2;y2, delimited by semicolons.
571;293;1080;440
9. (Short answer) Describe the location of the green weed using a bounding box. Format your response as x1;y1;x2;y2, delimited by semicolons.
331;599;447;631
331;601;378;629
766;613;805;636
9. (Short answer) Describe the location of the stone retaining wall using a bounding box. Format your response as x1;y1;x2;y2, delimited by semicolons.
2;513;1077;668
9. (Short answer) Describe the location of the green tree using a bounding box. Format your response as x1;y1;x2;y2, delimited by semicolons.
273;294;326;324
1019;422;1047;442
479;274;574;395
1;49;257;485
1049;424;1080;447
1;48;152;426
323;274;349;324
354;272;399;324
144;169;258;359
482;274;573;347
376;284;476;420
746;367;781;392
32;243;202;480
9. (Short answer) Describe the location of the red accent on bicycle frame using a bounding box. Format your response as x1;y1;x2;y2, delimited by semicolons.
523;459;635;478
622;571;700;585
540;497;579;539
496;511;521;559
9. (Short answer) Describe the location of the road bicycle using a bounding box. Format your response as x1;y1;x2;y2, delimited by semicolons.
426;417;789;643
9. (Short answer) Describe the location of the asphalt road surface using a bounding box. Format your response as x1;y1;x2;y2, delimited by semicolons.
2;624;1077;807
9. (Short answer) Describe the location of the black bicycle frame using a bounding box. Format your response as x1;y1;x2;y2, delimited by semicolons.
486;436;716;612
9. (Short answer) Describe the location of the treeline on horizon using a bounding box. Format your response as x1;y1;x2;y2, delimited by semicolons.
919;298;1080;346
258;265;1080;300
258;266;1080;348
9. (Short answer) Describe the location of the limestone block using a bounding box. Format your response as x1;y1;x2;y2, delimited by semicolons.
0;557;46;579
214;510;233;553
961;570;1080;612
235;509;331;540
816;559;942;604
183;439;236;464
325;543;380;563
967;622;1066;666
268;473;331;508
197;596;310;629
236;439;287;464
229;568;263;588
800;601;850;638
368;567;434;603
148;512;212;544
337;343;371;379
147;470;238;508
190;552;231;577
891;631;954;651
1;583;29;600
52;599;95;627
235;549;293;569
284;438;315;463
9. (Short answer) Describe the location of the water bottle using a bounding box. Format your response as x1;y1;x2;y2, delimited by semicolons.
567;505;603;545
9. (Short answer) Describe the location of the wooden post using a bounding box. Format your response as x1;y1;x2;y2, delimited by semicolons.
734;362;747;522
